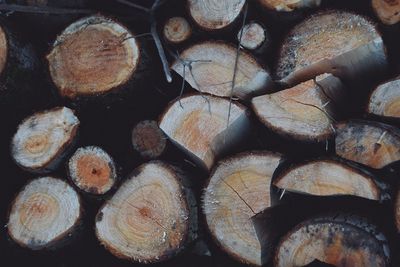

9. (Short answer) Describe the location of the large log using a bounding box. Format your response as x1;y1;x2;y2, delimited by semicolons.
367;78;400;120
372;0;400;25
95;161;197;263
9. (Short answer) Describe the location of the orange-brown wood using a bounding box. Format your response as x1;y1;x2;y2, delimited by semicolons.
372;0;400;25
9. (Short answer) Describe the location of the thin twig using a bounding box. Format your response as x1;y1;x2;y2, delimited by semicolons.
116;0;150;13
0;3;93;14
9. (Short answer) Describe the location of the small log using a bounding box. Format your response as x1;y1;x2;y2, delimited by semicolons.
237;21;269;52
163;17;192;44
7;176;81;250
171;41;273;99
276;10;387;87
47;15;141;99
68;146;117;195
95;161;197;263
252;74;344;142
273;159;381;200
187;0;245;31
159;94;250;171
203;151;282;266
367;78;400;120
131;120;167;159
11;107;79;173
274;213;390;266
372;0;400;25
257;0;321;12
335;120;400;169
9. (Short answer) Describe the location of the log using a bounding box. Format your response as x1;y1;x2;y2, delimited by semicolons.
46;15;141;99
372;0;400;25
11;107;79;173
187;0;246;31
171;41;273;99
273;159;381;200
395;188;400;232
203;151;282;265
276;10;387;87
252;74;344;142
335;120;400;169
159;94;250;171
257;0;321;12
274;213;390;266
7;176;81;250
163;16;192;45
367;78;400;120
131;120;167;159
68;146;117;195
95;161;197;263
237;21;269;52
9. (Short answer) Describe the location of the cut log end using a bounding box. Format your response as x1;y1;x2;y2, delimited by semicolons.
163;17;191;44
367;78;400;119
11;107;79;173
258;0;322;12
68;146;117;195
159;94;250;170
335;120;400;169
238;22;267;50
47;15;140;99
0;24;7;76
372;0;400;25
95;162;196;263
131;120;166;159
188;0;245;30
274;214;390;267
274;159;381;200
7;177;81;250
203;152;282;265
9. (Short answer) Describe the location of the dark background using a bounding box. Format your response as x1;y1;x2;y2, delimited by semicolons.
0;0;400;266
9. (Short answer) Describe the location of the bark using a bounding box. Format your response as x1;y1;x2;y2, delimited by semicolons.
367;77;400;120
131;120;167;159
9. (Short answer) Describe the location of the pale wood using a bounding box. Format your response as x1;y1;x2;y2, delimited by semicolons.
159;94;250;170
171;41;273;98
237;22;267;50
131;120;166;159
258;0;321;11
367;78;400;119
372;0;400;25
96;161;197;263
274;159;381;200
203;151;282;266
335;120;400;169
8;176;81;250
163;17;191;44
68;146;117;195
276;11;387;87
11;107;79;173
47;15;140;98
188;0;245;30
0;25;7;76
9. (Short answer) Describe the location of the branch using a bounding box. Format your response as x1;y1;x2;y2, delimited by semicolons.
0;3;93;14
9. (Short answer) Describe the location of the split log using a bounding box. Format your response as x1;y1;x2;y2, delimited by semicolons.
68;146;117;195
95;161;197;263
131;120;167;159
7;176;81;250
367;78;400;120
335;120;400;169
171;41;273;99
273;159;381;200
252;74;344;142
11;107;79;173
163;17;192;44
274;213;390;266
372;0;400;25
276;10;387;87
187;0;245;31
257;0;321;12
237;21;269;53
203;151;282;266
46;15;141;99
159;94;250;171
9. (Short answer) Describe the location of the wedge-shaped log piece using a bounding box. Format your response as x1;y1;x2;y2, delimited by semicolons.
367;78;400;120
274;214;390;267
274;159;381;200
188;0;245;31
252;75;343;142
11;107;79;173
372;0;400;25
276;11;387;86
8;177;81;250
96;162;197;263
47;15;140;99
257;0;321;12
203;152;282;265
335;120;400;169
171;41;273;99
159;94;250;170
